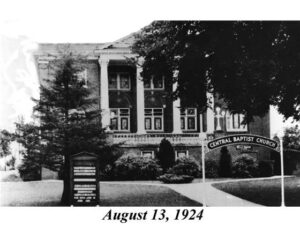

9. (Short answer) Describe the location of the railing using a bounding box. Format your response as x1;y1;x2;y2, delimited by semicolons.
112;133;207;146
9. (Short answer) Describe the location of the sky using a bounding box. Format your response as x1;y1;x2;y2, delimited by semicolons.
0;0;299;135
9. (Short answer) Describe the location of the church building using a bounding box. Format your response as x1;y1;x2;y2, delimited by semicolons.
34;32;272;164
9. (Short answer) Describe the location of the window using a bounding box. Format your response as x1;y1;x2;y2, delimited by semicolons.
76;69;88;87
226;111;247;132
109;72;131;90
141;151;154;159
175;150;189;160
180;108;197;131
144;108;164;131
110;108;130;131
109;73;117;89
143;76;164;90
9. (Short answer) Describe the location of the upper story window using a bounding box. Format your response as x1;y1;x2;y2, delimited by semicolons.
109;72;131;90
180;108;197;131
145;108;164;131
226;112;247;132
110;108;130;131
144;75;164;90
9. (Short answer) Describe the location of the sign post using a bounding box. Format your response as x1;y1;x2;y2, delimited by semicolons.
279;137;285;206
70;152;99;206
199;133;207;207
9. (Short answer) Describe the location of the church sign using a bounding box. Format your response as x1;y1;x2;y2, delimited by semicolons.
235;144;253;152
201;134;283;206
70;152;99;206
207;134;278;151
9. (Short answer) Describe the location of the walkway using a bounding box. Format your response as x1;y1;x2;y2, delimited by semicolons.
102;176;287;206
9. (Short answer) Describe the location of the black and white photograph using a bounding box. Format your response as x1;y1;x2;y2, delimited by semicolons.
1;0;300;224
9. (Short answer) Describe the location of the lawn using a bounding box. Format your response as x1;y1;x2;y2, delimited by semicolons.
212;177;300;206
0;181;201;206
100;183;202;206
0;181;62;206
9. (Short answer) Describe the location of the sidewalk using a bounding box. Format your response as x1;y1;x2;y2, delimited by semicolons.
164;176;291;206
166;182;261;207
102;177;286;206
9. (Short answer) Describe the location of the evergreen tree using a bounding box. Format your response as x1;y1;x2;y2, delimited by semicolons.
15;121;41;180
218;146;232;177
33;53;107;205
0;129;13;158
157;138;175;172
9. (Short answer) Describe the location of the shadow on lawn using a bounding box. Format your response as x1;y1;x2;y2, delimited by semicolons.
99;183;202;206
1;181;201;206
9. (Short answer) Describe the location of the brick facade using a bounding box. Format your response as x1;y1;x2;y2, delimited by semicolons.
34;33;272;164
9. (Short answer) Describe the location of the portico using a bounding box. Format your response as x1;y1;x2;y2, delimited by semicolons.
97;48;212;146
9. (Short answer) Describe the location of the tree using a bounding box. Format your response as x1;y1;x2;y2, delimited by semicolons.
33;53;108;205
157;138;175;171
218;146;232;177
0;129;13;158
283;125;300;151
132;21;300;122
14;121;41;180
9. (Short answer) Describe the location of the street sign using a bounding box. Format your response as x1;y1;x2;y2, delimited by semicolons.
70;152;99;206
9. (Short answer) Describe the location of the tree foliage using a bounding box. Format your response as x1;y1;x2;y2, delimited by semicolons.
218;146;232;177
283;125;300;150
132;21;300;122
15;121;41;180
0;129;13;158
157;138;175;171
33;53;108;205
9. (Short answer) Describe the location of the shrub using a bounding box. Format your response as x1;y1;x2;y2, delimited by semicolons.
18;149;41;181
168;157;200;177
98;146;124;171
114;153;162;180
98;146;124;180
14;122;41;181
99;164;114;181
204;159;219;178
18;160;41;181
157;138;175;171
158;174;194;184
218;146;232;177
258;161;274;177
232;154;258;178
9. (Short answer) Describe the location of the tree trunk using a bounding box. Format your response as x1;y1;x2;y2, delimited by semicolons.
60;153;71;206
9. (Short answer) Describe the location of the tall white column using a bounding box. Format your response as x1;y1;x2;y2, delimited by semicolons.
173;81;182;133
206;92;215;133
136;64;146;134
99;58;110;131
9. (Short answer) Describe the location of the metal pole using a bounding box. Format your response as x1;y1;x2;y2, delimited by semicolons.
201;139;206;207
280;137;285;207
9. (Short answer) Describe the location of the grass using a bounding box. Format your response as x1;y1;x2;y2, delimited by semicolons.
0;181;62;206
212;177;300;206
0;181;201;206
100;183;202;206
